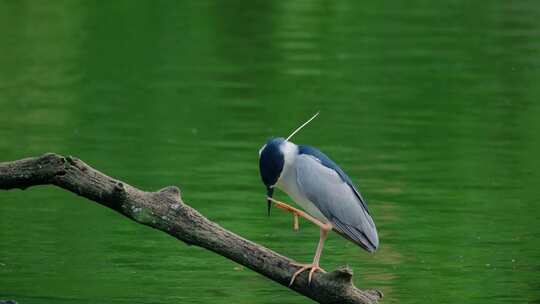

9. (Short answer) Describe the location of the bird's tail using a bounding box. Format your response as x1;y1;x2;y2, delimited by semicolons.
332;219;379;253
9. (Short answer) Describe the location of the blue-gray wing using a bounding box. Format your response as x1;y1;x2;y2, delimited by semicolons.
295;154;379;252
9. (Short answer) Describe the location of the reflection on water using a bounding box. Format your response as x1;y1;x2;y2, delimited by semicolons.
1;1;539;304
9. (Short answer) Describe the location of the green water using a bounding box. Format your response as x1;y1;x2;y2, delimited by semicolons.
1;1;539;303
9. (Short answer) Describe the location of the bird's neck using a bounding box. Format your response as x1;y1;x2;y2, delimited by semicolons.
281;140;298;166
277;141;298;185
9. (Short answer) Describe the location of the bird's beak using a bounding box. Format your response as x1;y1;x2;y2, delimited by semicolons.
266;187;274;216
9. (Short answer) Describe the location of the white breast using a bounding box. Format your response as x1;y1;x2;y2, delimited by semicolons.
275;141;330;223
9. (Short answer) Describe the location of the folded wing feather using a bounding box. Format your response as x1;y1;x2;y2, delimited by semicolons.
294;154;379;252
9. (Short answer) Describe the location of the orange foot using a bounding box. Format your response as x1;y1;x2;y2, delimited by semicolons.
289;262;327;286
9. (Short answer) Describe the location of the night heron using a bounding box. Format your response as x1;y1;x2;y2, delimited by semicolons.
258;113;379;285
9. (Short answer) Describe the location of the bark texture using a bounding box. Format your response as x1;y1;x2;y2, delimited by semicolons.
0;153;383;304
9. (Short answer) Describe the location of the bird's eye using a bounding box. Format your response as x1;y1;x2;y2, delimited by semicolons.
258;144;266;156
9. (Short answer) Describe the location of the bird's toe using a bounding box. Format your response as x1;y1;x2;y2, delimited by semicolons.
289;263;326;286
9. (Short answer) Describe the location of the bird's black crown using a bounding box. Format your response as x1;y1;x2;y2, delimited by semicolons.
258;137;285;188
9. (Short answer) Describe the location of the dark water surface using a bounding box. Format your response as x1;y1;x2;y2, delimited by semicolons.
1;1;539;303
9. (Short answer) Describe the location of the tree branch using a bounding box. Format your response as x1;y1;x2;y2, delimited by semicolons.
0;153;383;304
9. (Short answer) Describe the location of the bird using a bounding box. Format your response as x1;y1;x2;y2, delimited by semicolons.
258;113;379;285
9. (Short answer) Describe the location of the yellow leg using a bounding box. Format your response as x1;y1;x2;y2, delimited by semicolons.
267;197;328;230
266;197;333;285
289;223;332;285
293;213;299;231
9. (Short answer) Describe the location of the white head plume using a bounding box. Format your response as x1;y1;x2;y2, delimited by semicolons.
285;112;320;141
